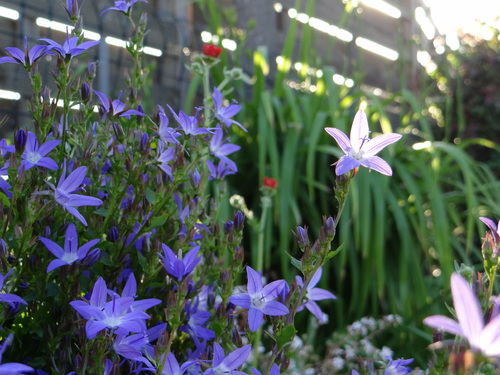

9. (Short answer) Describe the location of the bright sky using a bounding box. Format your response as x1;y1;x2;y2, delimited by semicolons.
427;0;500;35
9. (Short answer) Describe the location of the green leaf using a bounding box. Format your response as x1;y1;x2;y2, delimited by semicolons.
150;214;169;228
93;208;108;217
286;251;303;272
145;188;157;204
276;324;297;350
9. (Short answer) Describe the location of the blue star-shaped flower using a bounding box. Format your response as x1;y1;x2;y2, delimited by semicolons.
229;266;288;332
39;223;100;272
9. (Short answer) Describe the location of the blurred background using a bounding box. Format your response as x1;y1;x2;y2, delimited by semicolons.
1;0;500;367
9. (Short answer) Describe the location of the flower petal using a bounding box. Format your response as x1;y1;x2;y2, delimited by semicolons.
451;273;484;346
248;307;264;331
362;133;401;157
222;344;251;370
349;110;370;151
246;266;262;295
423;315;463;337
324;128;351;155
335;156;360;176
359;156;393;176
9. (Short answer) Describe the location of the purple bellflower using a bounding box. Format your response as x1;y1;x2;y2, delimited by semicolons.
159;244;201;281
40;35;99;61
229;266;289;332
156;107;181;145
252;364;280;375
383;357;414;375
0;162;11;199
94;90;145;120
157;142;175;181
101;0;148;15
203;342;251;375
209;125;240;172
159;351;199;375
0;334;34;374
39;223;100;272
480;216;500;253
212;87;247;132
0;139;14;157
295;267;336;324
70;276;161;339
0;36;52;70
53;165;103;226
0;270;28;308
325;109;402;176
168;106;210;136
113;333;154;370
424;272;500;357
206;159;236;180
19;132;61;172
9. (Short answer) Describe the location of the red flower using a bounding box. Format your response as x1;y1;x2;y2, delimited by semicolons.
203;44;222;58
263;177;277;189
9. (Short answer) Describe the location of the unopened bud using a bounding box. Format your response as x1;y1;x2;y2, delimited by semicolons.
14;129;27;153
323;216;336;240
83;248;100;267
108;226;119;242
0;239;7;257
139;132;149;152
112;122;125;141
87;62;97;79
234;211;244;231
81;82;90;101
295;226;309;249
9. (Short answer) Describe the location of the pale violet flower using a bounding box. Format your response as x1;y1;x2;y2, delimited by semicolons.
424;272;500;357
325;109;402;176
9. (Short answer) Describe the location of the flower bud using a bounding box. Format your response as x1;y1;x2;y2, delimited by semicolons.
234;211;244;231
87;62;97;79
189;170;201;188
81;82;90;102
323;216;336;240
0;239;7;257
139;132;149;152
294;226;309;249
83;248;101;267
108;226;119;242
112;122;125;142
14;129;27;153
224;220;234;234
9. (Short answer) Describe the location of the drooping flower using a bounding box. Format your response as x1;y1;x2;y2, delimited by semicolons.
40;35;99;61
203;342;251;375
0;270;28;308
70;276;161;339
212;87;247;132
101;0;148;15
480;217;500;254
206;159;236;180
159;244;201;282
295;267;336;324
0;334;34;374
423;272;500;357
0;36;52;70
383;356;414;375
156;142;175;180
229;266;288;332
202;44;222;58
252;364;280;375
0;161;12;199
155;107;181;145
94;90;145;120
0;139;14;157
325;109;401;176
19;132;61;172
159;351;200;375
113;333;154;369
209;125;240;172
39;223;100;272
53;165;103;226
